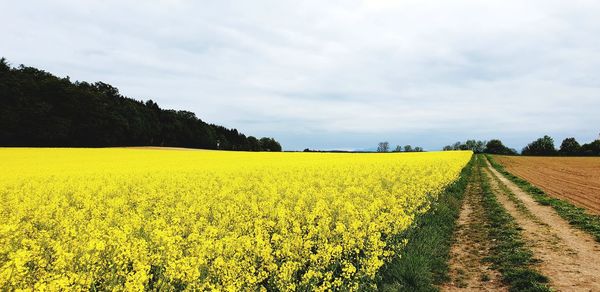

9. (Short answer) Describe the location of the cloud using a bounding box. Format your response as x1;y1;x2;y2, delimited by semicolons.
2;0;600;150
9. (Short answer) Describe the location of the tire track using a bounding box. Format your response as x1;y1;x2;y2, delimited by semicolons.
442;163;505;292
484;160;600;291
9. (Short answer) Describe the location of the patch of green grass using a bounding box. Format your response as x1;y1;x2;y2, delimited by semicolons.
485;168;541;223
477;156;550;292
480;272;491;282
486;155;600;242
377;157;475;291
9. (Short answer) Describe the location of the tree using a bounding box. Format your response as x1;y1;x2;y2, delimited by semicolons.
484;139;516;155
452;141;462;150
464;140;477;151
581;140;600;156
247;136;261;151
259;137;282;152
444;140;485;153
377;142;390;152
475;140;486;153
522;135;557;156
393;145;403;152
403;145;413;152
0;57;9;72
559;137;581;155
414;146;424;152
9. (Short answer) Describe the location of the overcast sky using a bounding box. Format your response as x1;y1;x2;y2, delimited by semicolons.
2;0;600;150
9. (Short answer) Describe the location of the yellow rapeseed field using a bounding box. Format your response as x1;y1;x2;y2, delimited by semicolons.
0;148;471;291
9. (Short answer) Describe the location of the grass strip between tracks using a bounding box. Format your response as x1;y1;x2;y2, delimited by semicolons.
477;156;550;292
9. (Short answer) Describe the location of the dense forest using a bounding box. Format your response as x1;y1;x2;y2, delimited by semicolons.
0;58;281;151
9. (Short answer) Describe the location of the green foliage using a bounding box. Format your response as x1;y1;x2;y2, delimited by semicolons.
465;140;485;153
485;139;517;155
258;137;282;151
521;135;557;156
0;58;281;151
445;139;515;154
580;140;600;156
486;155;600;242
558;137;581;155
378;157;474;291
0;57;9;72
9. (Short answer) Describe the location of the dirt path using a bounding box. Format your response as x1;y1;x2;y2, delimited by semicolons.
442;165;506;292
484;160;600;291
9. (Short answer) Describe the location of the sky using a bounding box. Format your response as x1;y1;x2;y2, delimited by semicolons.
2;0;600;151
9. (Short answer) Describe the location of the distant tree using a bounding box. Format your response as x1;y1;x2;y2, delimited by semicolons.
475;140;486;153
464;140;476;151
581;140;600;156
484;139;517;155
414;146;424;152
485;139;504;154
403;145;413;152
522;135;557;156
559;137;581;156
259;137;282;152
377;142;390;152
444;140;486;153
0;57;9;72
452;141;462;150
247;136;261;151
393;145;403;152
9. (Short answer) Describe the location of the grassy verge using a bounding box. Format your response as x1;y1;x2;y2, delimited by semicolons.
486;155;600;242
377;157;474;291
477;156;550;292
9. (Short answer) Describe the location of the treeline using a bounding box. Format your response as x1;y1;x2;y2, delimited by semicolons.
443;139;517;155
522;135;600;156
377;142;424;152
0;58;281;151
444;136;600;156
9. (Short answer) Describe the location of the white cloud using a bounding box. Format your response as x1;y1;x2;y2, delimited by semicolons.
2;0;600;150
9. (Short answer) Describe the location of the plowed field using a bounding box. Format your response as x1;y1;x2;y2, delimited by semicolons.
494;156;600;214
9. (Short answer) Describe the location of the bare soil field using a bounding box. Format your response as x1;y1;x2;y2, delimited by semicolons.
494;155;600;214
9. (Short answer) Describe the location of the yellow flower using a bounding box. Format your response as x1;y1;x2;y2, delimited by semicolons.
0;148;471;290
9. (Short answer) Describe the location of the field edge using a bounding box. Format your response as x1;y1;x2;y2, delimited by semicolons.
486;155;600;242
376;155;475;291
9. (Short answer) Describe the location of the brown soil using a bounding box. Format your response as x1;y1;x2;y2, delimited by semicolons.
485;160;600;291
442;158;506;291
494;155;600;214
